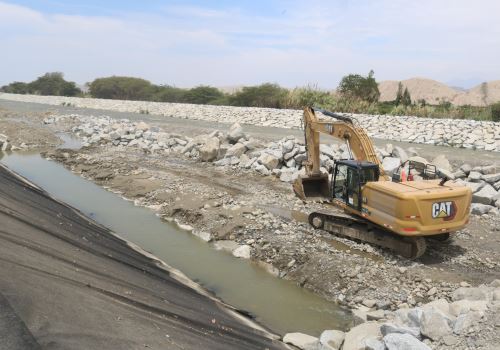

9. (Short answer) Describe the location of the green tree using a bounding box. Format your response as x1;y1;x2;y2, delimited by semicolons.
183;86;225;104
88;76;152;100
1;81;31;94
402;87;412;106
395;82;404;105
229;83;288;108
338;70;380;103
152;85;185;102
28;72;81;96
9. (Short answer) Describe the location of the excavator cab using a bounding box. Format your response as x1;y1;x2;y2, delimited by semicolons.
332;160;379;210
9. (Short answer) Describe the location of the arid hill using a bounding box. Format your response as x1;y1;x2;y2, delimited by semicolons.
378;78;500;106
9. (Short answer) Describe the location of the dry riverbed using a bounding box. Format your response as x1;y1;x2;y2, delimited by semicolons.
1;107;500;349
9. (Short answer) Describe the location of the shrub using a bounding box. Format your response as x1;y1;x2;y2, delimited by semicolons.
285;85;336;110
491;102;500;122
24;72;81;96
229;83;288;108
88;76;152;100
1;81;31;94
182;85;225;104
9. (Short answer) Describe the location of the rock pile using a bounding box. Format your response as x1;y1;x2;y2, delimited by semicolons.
50;114;500;215
3;92;500;151
283;280;500;350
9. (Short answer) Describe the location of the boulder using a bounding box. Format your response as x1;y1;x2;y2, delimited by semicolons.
364;338;385;350
431;155;451;171
367;310;385;321
232;245;251;259
464;181;485;193
381;323;421;339
0;134;9;145
282;140;295;154
199;137;220;162
419;308;452;340
135;121;150;131
393;146;409;163
472;184;498;205
258;153;280;170
343;322;382;350
1;141;12;151
383;333;431;350
452;287;488;301
460;164;472;175
255;163;270;176
227;123;244;143
470;203;493;215
319;330;345;350
453;311;483;335
225;143;247;158
480;165;498;175
468;171;483;182
382;157;401;176
482;173;500;184
282;333;319;350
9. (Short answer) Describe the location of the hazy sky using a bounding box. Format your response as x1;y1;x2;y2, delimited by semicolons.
1;0;499;89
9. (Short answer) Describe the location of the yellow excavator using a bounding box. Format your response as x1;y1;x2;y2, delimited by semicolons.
293;107;472;259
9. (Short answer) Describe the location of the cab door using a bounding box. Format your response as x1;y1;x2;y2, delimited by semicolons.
346;167;361;210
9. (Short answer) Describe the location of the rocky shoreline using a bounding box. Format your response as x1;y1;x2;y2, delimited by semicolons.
2;92;500;151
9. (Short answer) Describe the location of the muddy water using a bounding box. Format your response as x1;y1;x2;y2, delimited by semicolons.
1;151;352;336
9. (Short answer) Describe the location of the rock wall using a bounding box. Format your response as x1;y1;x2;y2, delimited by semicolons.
2;93;500;151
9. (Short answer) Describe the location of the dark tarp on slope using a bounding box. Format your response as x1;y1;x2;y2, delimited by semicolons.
0;163;287;350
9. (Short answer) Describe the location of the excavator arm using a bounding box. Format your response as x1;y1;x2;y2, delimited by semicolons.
302;107;388;179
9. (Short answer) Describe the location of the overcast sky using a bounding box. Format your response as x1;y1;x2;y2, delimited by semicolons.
1;0;499;89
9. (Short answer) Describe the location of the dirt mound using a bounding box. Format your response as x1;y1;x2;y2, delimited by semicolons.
378;78;500;106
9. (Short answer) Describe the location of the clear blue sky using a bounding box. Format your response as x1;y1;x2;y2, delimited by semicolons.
1;0;499;88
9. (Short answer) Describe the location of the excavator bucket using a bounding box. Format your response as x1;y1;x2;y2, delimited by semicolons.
293;174;331;201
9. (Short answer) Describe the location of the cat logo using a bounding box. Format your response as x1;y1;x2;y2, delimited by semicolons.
432;201;455;220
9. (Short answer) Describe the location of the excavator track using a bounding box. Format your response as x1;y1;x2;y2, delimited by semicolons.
309;211;427;259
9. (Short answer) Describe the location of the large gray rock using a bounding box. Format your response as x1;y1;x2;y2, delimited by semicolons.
382;157;401;176
319;330;345;350
472;184;498;205
383;333;431;350
464;181;485;193
453;311;483;335
468;171;483;182
364;338;385;350
419;308;452;340
0;133;9;145
227;123;245;143
480;165;498;175
460;163;472;175
482;173;500;184
258;153;280;170
199;137;220;162
393;146;409;163
232;245;251;259
225;143;247;157
452;287;488;301
431;155;451;171
381;323;421;339
470;203;494;215
343;322;382;350
283;332;319;350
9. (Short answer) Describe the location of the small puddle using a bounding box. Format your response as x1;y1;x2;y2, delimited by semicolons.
1;151;352;336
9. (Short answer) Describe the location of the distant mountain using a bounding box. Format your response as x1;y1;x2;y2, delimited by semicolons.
378;78;500;106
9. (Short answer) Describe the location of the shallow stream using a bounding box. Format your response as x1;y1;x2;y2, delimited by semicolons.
0;142;352;335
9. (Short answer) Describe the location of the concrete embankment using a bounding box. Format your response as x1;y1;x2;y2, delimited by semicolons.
0;163;287;350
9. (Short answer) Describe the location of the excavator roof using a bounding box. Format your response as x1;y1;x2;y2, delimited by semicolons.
336;159;378;169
